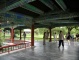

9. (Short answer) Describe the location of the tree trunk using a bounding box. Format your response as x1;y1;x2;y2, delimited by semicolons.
68;28;71;33
67;27;73;33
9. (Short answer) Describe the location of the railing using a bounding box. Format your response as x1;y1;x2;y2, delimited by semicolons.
0;42;31;54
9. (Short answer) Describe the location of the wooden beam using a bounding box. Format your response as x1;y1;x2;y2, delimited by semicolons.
40;0;54;10
36;19;79;23
11;27;14;43
0;0;35;13
31;23;34;46
55;0;67;11
21;3;44;15
35;12;79;21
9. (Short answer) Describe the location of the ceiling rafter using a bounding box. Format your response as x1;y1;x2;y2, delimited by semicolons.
34;22;79;28
35;12;79;21
0;0;79;28
55;0;67;11
39;0;55;11
55;23;79;25
36;19;79;23
0;0;35;13
35;20;79;28
43;10;65;15
21;3;44;15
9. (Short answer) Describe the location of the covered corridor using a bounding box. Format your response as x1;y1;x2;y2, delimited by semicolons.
0;0;79;60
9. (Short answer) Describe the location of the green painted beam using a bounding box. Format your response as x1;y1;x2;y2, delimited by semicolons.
55;0;67;11
35;19;79;28
40;0;54;10
14;26;29;30
34;24;50;28
35;22;79;28
50;23;79;27
54;23;79;26
36;19;79;23
21;3;44;15
0;0;35;13
53;22;79;23
35;12;79;21
44;10;64;15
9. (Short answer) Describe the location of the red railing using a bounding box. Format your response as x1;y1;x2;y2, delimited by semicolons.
0;42;31;54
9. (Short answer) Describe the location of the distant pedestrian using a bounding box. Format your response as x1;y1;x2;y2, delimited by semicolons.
43;32;46;45
58;31;64;48
66;32;72;45
53;32;57;42
76;33;79;41
71;34;74;41
23;32;26;42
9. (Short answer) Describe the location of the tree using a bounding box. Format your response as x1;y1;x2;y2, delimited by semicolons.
52;27;67;35
66;26;74;33
75;26;79;31
34;28;39;35
38;28;48;34
66;26;78;33
15;30;20;35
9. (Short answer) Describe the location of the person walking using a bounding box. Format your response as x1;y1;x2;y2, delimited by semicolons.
66;32;72;45
53;32;57;42
58;31;64;48
43;32;46;45
23;32;26;42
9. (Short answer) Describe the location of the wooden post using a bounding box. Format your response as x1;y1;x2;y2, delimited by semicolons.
10;29;11;40
11;27;14;43
31;24;34;46
4;30;5;38
20;29;22;40
49;27;52;42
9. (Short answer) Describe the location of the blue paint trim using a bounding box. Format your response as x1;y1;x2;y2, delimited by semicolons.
5;14;11;17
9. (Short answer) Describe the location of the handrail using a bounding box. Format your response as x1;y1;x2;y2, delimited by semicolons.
0;42;31;54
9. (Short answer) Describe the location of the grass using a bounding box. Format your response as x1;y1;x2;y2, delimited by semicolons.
5;34;44;40
4;34;58;41
4;33;73;41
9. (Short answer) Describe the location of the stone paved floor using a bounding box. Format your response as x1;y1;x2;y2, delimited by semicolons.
0;41;79;60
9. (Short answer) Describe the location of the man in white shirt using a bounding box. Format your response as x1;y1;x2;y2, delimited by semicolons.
58;31;64;48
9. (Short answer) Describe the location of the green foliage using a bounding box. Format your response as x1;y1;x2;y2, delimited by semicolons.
34;28;39;35
52;27;67;35
15;30;20;34
66;26;79;33
75;26;79;30
37;28;48;34
4;26;79;41
34;26;79;36
71;27;79;34
0;28;5;45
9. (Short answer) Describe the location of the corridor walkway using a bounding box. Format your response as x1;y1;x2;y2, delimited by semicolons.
0;41;79;60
